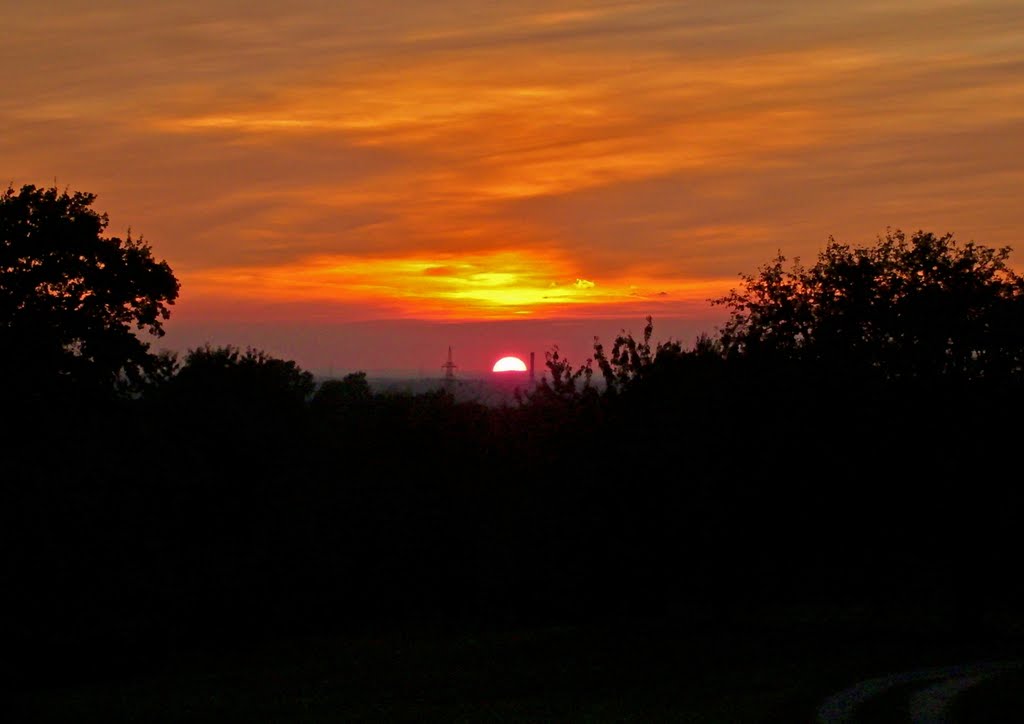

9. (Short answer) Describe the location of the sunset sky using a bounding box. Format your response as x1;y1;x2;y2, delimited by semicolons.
5;1;1023;375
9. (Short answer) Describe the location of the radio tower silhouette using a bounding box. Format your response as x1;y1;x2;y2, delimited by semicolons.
441;346;457;391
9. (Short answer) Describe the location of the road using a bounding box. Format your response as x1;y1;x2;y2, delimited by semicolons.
816;661;1021;723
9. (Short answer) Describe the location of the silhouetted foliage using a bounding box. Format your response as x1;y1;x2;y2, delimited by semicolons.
166;343;315;412
0;184;179;400
526;316;721;406
591;315;700;396
311;371;372;412
714;228;1024;382
525;345;595;403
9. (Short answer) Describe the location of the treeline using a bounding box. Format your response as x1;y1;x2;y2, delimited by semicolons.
3;185;1024;684
6;318;1023;685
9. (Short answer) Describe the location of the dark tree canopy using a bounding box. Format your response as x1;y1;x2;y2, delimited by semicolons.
0;184;179;399
311;372;372;412
167;344;316;413
714;229;1024;382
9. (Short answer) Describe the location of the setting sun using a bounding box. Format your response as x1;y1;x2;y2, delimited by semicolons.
492;356;528;373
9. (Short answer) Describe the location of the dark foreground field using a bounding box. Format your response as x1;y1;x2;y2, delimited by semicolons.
10;610;1024;723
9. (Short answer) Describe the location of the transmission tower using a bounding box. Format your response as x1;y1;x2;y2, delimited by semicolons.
441;346;457;389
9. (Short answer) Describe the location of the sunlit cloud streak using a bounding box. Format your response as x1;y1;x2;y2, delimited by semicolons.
185;249;728;321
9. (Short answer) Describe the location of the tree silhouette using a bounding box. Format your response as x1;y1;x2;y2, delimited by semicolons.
165;344;315;414
714;229;1024;382
311;371;372;413
0;184;179;400
591;315;701;396
525;345;595;403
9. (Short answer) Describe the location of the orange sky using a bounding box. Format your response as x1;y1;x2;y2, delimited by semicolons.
5;1;1023;374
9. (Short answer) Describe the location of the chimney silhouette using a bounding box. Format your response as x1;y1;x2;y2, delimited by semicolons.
530;352;535;382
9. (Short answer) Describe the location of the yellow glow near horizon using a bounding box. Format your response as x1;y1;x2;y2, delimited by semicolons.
184;249;733;321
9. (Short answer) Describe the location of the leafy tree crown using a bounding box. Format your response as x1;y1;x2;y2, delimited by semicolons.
1;184;180;397
713;229;1024;381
